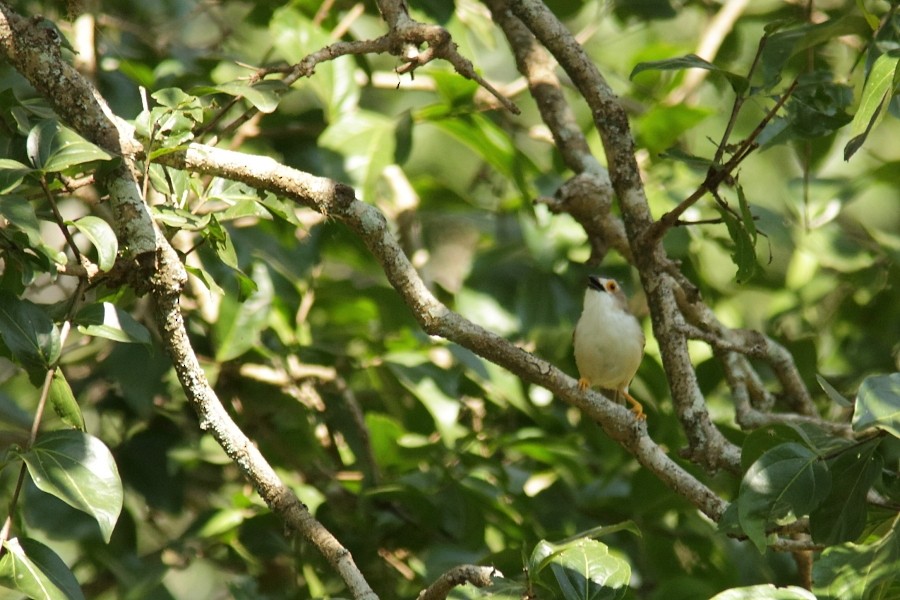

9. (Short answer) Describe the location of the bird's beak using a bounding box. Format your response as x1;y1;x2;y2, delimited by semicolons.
587;275;604;292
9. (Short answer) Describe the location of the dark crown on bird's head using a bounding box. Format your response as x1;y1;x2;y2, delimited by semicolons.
587;275;621;294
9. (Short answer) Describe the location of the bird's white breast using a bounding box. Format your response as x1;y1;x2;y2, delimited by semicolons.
574;289;644;390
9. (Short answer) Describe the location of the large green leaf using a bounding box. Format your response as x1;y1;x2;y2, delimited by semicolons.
737;442;831;553
25;120;114;173
318;110;397;203
0;537;84;600
268;6;359;119
0;291;60;376
810;438;882;545
19;430;123;543
75;302;151;346
68;216;118;272
853;373;900;437
813;522;900;600
530;538;630;600
213;261;274;361
844;53;900;161
428;112;537;199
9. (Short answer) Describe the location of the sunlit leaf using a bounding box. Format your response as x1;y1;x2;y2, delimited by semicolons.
530;538;630;600
26;120;114;173
318;110;396;202
48;369;85;431
853;373;900;437
0;537;84;600
738;443;831;553
844;54;900;160
199;80;287;114
813;523;900;600
68;216;118;272
75;302;152;345
710;585;817;599
214;261;273;361
19;430;123;543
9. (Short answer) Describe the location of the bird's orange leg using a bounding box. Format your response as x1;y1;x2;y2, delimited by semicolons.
622;389;646;421
578;378;590;391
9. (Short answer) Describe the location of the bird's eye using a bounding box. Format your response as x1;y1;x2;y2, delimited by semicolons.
606;281;617;292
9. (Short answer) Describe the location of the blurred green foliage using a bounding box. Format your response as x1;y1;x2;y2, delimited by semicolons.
0;0;898;599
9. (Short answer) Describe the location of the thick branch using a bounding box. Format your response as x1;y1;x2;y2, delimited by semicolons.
0;5;377;598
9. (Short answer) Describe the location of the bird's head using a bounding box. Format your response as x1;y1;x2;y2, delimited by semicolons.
585;276;629;311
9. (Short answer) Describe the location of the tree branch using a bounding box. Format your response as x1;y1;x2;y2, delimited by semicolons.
416;565;499;600
159;142;728;522
0;5;378;599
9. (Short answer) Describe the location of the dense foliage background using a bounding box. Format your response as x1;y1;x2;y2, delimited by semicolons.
0;0;898;599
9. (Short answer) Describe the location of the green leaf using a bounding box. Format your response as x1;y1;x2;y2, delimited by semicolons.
75;302;152;345
26;120;114;173
736;184;757;244
428;112;537;199
213;261;273;361
852;373;900;437
269;6;359;119
810;438;882;545
636;104;712;155
658;147;715;169
844;54;900;160
48;369;85;431
530;538;630;600
0;195;43;247
630;53;748;93
710;584;817;599
740;424;808;471
67;216;118;272
398;374;464;447
394;110;414;165
151;87;203;122
817;374;852;408
737;442;831;553
199;80;287;114
0;291;60;375
717;204;758;283
0;158;33;194
19;430;123;543
0;537;85;600
318;110;396;202
185;265;225;296
761;17;871;88
813;522;900;600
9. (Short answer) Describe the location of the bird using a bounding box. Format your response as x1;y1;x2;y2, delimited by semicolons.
573;275;646;420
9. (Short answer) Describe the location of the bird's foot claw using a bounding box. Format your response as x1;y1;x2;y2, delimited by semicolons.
577;378;590;392
623;391;646;421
